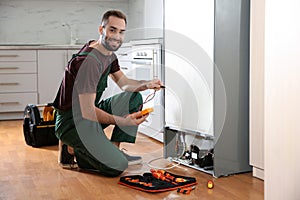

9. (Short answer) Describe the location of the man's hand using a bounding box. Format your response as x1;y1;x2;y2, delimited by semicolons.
146;79;164;90
115;112;149;126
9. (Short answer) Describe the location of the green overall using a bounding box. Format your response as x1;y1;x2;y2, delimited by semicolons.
55;52;143;177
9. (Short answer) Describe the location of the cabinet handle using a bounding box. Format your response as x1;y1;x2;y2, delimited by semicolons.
121;67;128;70
0;67;19;70
0;102;20;105
131;61;151;65
0;55;19;58
0;82;19;86
153;50;158;79
118;53;128;56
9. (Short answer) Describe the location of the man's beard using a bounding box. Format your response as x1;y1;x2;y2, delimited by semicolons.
101;35;122;52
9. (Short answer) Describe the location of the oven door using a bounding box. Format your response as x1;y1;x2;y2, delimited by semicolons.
131;59;154;109
131;57;164;142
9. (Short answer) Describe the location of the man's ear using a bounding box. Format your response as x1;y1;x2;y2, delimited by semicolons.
99;26;104;34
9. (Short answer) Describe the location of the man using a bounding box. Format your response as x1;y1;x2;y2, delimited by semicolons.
54;10;163;177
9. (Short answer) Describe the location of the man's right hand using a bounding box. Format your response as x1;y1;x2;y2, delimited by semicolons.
125;111;149;126
115;111;149;126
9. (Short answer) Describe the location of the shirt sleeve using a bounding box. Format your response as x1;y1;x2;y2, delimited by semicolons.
110;54;120;74
74;56;103;94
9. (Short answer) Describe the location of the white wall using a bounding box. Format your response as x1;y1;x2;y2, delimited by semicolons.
265;0;300;199
0;0;155;45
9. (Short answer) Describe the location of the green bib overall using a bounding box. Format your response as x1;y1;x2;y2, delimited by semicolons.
55;52;143;177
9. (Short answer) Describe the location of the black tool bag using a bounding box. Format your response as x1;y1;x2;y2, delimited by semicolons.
119;169;197;193
23;103;58;147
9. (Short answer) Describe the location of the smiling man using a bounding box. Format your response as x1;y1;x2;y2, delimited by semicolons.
53;10;163;177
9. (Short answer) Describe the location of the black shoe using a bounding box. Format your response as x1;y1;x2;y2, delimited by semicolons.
59;144;78;169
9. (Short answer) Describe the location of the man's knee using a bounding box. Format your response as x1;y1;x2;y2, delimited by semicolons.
100;153;128;177
129;92;143;110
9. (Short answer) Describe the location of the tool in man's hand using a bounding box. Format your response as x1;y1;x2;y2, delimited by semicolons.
137;108;154;118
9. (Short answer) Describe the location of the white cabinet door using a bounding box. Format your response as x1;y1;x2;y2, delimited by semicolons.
37;50;67;104
249;0;264;180
144;0;163;39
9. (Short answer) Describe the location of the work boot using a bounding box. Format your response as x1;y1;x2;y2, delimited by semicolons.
58;141;78;169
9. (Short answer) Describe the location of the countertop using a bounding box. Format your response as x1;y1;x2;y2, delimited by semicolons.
0;44;83;50
0;39;163;50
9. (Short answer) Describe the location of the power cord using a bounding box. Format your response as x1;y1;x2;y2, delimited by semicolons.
144;156;182;170
143;131;188;171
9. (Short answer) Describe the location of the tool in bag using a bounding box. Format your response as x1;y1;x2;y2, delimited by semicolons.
118;169;197;193
23;103;58;147
177;186;196;195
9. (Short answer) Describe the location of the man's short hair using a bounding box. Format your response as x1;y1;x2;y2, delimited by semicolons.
101;10;127;26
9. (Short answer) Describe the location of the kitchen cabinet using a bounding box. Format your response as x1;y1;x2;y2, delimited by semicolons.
37;50;67;104
127;0;163;41
37;48;79;104
0;50;38;120
0;46;80;120
143;0;163;39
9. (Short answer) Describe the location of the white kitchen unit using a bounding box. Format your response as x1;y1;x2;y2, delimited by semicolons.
0;50;38;120
264;0;300;198
249;0;264;180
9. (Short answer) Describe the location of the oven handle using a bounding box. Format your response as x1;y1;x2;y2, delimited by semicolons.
153;50;158;79
130;60;152;65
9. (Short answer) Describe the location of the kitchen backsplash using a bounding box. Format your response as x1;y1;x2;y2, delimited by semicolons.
0;0;156;45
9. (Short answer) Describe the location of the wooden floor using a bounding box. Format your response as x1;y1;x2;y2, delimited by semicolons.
0;120;263;200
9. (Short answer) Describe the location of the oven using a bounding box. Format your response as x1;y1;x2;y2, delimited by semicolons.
130;44;164;142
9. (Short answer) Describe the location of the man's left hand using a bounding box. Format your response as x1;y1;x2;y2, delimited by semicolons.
146;79;164;90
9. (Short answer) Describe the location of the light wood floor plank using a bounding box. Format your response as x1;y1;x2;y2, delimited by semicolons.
0;120;263;199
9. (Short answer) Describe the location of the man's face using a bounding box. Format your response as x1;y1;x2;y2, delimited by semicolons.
101;16;126;52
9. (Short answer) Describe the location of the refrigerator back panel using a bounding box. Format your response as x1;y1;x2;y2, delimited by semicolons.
165;0;214;136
